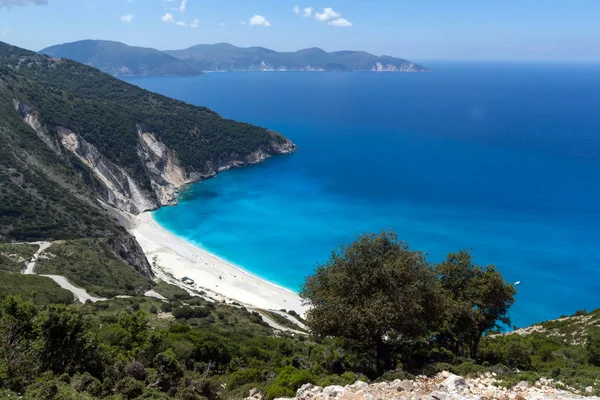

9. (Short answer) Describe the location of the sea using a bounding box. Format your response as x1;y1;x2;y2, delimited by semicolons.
123;62;600;329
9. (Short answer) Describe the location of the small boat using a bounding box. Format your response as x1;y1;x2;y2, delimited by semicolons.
514;281;521;286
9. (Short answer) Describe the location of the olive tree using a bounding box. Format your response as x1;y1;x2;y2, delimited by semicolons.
300;231;442;375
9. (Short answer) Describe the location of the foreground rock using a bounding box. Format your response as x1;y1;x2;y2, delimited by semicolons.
258;372;600;400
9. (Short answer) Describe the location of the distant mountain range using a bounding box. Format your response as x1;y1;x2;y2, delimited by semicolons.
40;40;429;76
40;40;202;76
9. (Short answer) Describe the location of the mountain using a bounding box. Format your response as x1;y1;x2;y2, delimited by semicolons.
40;40;203;76
165;43;429;72
0;41;295;250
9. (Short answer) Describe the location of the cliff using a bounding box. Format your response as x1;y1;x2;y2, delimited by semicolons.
0;41;297;238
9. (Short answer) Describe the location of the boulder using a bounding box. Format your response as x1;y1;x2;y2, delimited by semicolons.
515;381;530;389
441;374;467;392
390;379;414;392
296;383;323;400
322;385;346;398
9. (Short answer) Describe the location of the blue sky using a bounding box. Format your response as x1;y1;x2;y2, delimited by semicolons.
1;0;599;61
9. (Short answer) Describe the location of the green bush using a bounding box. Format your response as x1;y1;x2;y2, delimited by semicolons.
265;384;295;400
453;362;487;377
116;377;145;399
586;328;600;366
228;368;266;390
173;306;210;320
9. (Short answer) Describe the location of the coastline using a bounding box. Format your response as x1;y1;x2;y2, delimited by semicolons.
128;211;307;315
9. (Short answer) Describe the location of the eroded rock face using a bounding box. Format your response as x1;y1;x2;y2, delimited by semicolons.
106;234;154;279
17;104;297;215
59;127;157;214
254;372;600;400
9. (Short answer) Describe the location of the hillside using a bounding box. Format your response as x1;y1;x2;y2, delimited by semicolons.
166;42;429;72
0;40;296;242
40;40;202;76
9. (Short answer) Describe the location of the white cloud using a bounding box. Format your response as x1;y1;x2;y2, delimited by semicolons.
177;0;187;13
1;28;11;36
293;4;300;15
161;12;175;23
218;22;225;27
120;14;134;23
302;7;313;17
161;11;198;28
0;0;46;6
315;7;340;22
240;21;246;25
249;14;271;27
328;17;352;27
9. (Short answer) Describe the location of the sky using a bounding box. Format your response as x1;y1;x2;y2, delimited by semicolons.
0;0;599;61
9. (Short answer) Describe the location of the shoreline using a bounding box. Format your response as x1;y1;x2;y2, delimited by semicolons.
128;211;307;315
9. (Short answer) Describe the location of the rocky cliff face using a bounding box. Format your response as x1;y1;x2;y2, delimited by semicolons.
17;103;297;215
370;62;424;72
106;234;154;279
253;372;599;400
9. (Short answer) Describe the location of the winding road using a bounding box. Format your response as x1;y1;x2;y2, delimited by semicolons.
18;242;308;333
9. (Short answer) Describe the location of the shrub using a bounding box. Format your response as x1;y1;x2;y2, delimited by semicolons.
71;372;102;396
453;362;487;377
125;361;147;382
172;306;210;320
228;368;265;390
116;377;145;399
273;366;316;393
265;384;295;400
586;328;600;366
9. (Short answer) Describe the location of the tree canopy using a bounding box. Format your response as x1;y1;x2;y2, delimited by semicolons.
301;231;516;375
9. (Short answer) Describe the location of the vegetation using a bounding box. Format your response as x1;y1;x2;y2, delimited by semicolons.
40;39;203;76
0;232;598;398
35;239;152;297
0;41;292;242
301;231;515;377
0;243;37;272
0;271;74;305
165;43;429;72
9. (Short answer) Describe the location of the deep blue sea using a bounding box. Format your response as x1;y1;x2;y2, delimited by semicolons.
124;63;600;328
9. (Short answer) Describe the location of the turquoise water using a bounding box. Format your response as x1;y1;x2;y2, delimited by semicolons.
124;63;600;328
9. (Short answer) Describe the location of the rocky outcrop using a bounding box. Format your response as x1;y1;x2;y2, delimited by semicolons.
58;127;157;214
105;234;154;279
370;62;424;72
136;129;199;206
16;100;63;155
260;372;600;400
17;104;297;215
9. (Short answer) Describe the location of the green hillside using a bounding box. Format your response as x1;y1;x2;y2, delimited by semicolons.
0;41;294;241
40;40;203;76
166;42;430;72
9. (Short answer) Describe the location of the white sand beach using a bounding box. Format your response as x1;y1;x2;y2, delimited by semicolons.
129;212;307;316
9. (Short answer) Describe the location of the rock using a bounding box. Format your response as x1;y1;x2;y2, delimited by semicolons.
322;385;346;398
515;381;530;389
296;383;323;400
390;379;414;392
441;371;451;379
348;381;370;391
442;375;467;392
585;386;594;394
428;391;449;400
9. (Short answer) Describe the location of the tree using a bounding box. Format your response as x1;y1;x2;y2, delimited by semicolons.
586;328;600;366
436;250;516;360
0;295;37;391
300;231;441;375
34;304;101;376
